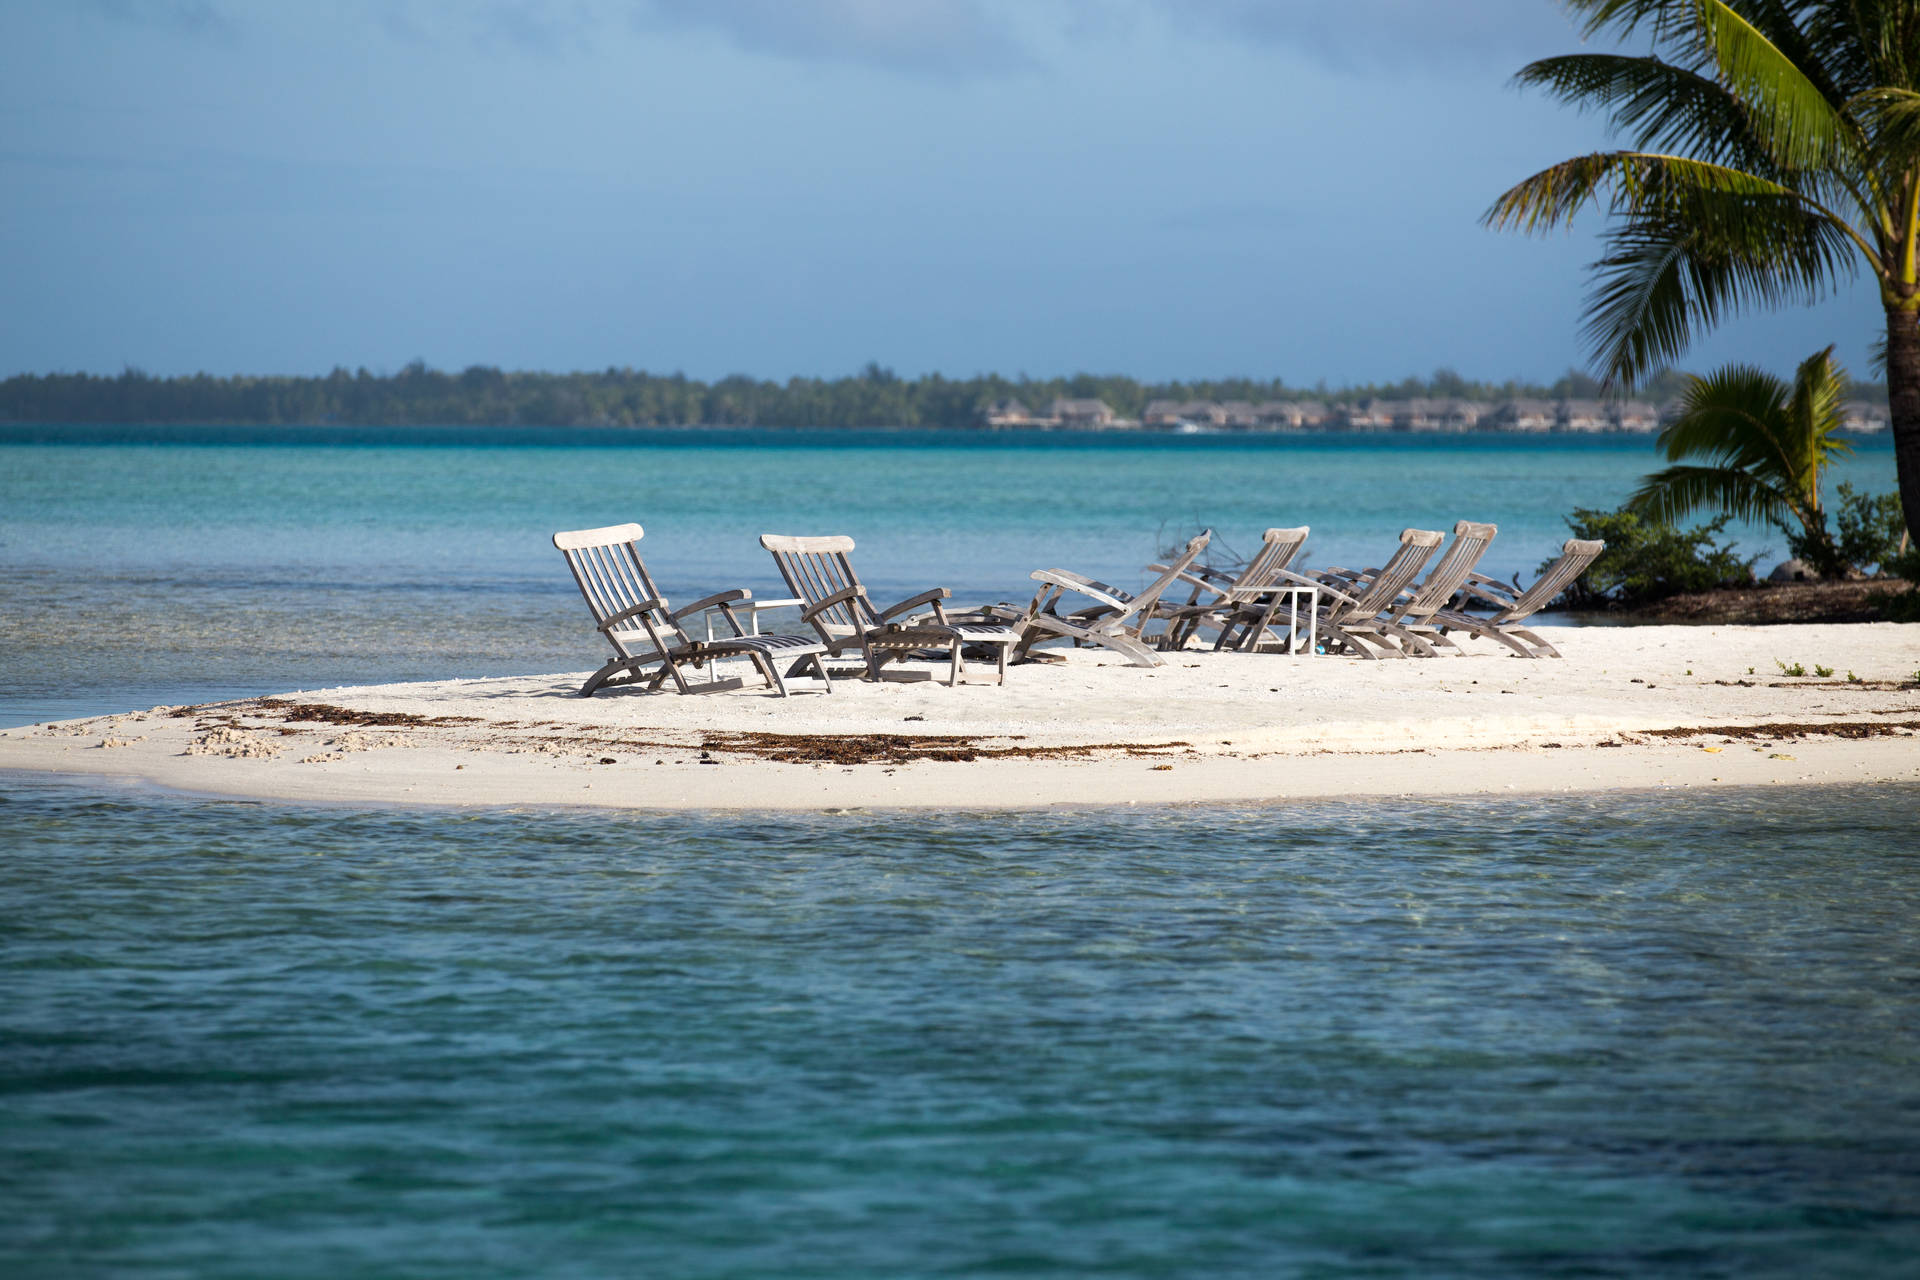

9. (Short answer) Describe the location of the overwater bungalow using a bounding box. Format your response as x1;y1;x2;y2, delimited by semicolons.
981;398;1033;427
1046;397;1121;428
1487;399;1557;432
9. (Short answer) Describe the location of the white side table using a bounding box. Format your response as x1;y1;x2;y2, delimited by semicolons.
1237;584;1318;656
700;597;805;641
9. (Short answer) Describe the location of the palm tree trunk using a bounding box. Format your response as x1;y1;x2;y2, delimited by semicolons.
1888;307;1920;545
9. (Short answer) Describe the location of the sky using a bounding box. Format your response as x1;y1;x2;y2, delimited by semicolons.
0;0;1886;386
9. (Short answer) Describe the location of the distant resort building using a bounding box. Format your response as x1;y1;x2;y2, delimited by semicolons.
1841;400;1890;432
978;397;1133;429
1047;397;1120;428
979;393;1882;433
981;398;1033;427
1488;400;1556;431
1255;400;1330;428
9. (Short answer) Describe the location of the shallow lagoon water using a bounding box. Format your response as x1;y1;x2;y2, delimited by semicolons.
0;425;1899;725
4;777;1919;1277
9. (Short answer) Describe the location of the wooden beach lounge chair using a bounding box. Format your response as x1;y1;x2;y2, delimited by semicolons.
1412;538;1607;659
760;534;1018;685
1012;531;1212;668
555;523;833;697
1155;525;1311;651
1315;520;1499;656
1224;527;1443;659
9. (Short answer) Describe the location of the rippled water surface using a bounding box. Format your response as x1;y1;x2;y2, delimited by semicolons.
4;778;1918;1277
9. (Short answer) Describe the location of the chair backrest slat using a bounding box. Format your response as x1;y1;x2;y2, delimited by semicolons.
1132;532;1212;618
762;533;876;635
552;523;684;656
583;545;625;617
1344;529;1443;618
1227;526;1309;602
1506;538;1606;619
1398;521;1496;619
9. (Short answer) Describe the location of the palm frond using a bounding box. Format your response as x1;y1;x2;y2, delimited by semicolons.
1809;0;1920;97
1783;345;1856;507
1514;53;1782;171
1628;462;1797;525
1483;150;1807;234
1694;0;1858;170
1661;361;1792;463
1849;85;1920;174
1638;348;1855;526
1561;0;1702;46
1573;182;1858;385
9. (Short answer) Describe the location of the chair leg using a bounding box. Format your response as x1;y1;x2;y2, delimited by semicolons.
1506;626;1560;658
1093;632;1164;668
1324;623;1391;660
1458;621;1538;658
751;651;791;696
1377;621;1439;657
580;657;638;697
996;641;1008;685
948;642;963;686
810;653;835;690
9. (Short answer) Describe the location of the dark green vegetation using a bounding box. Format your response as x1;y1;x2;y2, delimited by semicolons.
1833;482;1914;574
1629;347;1862;576
1551;506;1762;609
1554;484;1909;612
0;362;1735;428
1489;0;1920;542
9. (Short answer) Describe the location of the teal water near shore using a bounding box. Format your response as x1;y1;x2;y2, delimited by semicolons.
0;425;1899;726
4;777;1918;1277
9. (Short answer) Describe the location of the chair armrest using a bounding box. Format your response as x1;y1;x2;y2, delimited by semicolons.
876;587;952;623
597;599;665;633
1149;562;1234;587
947;602;1023;625
1170;569;1219;593
668;588;753;622
1028;569;1132;615
1457;580;1517;610
800;585;866;624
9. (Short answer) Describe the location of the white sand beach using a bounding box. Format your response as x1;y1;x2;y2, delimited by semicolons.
4;623;1917;811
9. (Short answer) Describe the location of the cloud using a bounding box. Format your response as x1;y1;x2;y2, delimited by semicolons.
1159;0;1584;73
638;0;1032;78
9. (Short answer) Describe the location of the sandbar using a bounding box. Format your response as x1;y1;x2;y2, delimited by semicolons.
4;624;1917;811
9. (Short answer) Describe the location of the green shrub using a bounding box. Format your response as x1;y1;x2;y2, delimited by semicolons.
1550;507;1759;610
1830;483;1909;576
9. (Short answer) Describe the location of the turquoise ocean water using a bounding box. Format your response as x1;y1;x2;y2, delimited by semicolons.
0;425;1898;727
1;426;1914;1276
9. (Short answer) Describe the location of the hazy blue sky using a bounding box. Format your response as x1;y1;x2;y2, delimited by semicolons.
0;0;1883;384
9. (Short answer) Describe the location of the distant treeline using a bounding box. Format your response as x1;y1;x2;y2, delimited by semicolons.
0;361;1889;427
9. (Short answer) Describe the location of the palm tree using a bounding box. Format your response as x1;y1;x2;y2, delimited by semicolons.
1630;344;1853;574
1485;0;1919;543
